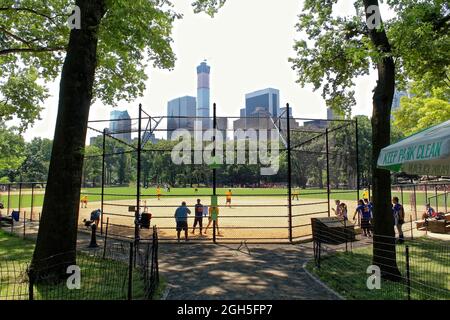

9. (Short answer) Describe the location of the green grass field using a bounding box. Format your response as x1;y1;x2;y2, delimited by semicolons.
306;237;450;300
0;230;163;300
1;185;447;212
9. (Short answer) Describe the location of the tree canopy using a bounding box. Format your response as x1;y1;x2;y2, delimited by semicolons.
0;121;25;171
289;0;450;116
393;85;450;136
1;0;221;130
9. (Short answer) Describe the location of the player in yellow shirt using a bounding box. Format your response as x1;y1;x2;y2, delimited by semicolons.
225;189;232;208
362;189;369;201
156;186;161;200
80;195;88;208
292;188;300;201
204;205;221;235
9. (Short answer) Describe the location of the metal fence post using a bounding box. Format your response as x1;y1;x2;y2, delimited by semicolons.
103;217;109;259
135;104;142;242
28;269;34;301
286;103;293;241
413;185;417;221
325;128;331;218
445;185;448;214
23;210;26;239
405;245;411;300
30;183;34;222
410;215;413;240
18;183;22;228
355;117;360;203
212;103;217;244
400;185;404;206
7;183;11;217
434;185;439;212
101;129;106;235
128;242;133;300
344;218;348;252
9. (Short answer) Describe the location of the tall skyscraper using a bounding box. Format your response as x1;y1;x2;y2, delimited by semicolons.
197;61;211;128
167;96;197;140
245;88;280;118
109;110;132;143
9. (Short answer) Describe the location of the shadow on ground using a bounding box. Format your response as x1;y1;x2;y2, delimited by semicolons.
157;242;339;300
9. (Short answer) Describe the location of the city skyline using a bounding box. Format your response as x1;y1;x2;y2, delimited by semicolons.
18;0;378;143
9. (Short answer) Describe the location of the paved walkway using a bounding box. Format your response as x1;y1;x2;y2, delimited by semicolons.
158;242;339;300
7;225;341;300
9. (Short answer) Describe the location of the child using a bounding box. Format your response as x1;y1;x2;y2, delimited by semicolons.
392;197;405;243
422;203;436;220
332;200;342;217
339;202;348;221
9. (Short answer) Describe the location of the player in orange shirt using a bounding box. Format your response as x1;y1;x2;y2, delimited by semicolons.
225;189;232;208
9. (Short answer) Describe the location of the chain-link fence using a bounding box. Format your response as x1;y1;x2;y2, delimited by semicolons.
81;104;360;243
309;226;450;300
0;229;159;300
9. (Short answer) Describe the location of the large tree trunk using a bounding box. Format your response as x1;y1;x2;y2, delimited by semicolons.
31;0;107;277
363;0;401;280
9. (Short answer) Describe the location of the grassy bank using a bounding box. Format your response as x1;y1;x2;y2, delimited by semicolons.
0;230;164;300
305;237;449;300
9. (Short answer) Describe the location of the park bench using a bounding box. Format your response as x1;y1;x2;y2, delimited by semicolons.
427;220;448;234
0;210;20;227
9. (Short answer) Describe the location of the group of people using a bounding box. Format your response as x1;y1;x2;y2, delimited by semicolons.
174;199;221;242
421;203;445;221
332;197;407;243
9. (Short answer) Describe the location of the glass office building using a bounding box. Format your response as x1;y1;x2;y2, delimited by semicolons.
109;110;132;143
167;96;197;140
245;88;280;118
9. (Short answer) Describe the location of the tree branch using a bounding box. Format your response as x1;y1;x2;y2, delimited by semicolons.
0;47;66;56
0;26;33;47
0;7;56;21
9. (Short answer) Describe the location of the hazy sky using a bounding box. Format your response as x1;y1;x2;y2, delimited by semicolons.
22;0;382;142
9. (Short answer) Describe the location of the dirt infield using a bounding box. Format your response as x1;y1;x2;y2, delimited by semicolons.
77;195;361;242
12;194;425;243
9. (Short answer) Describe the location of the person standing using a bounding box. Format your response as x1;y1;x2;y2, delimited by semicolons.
332;200;342;218
225;189;232;208
204;205;220;236
292;188;300;201
392;197;405;244
174;201;191;242
80;195;88;208
192;199;204;235
353;200;371;237
339;202;348;221
156;186;161;200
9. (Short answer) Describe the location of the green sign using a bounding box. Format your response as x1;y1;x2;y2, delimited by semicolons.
208;156;222;169
210;195;218;221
